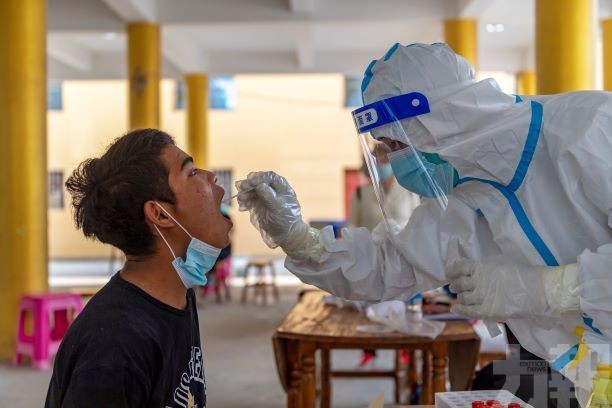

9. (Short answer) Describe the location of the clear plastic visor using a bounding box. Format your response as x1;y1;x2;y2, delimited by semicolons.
352;92;452;229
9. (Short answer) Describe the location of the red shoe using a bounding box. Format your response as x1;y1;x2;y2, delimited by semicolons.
359;351;377;367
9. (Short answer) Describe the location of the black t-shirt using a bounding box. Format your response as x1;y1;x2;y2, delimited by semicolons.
45;273;206;408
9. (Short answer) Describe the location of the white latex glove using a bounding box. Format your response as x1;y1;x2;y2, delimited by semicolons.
236;171;321;260
448;259;580;320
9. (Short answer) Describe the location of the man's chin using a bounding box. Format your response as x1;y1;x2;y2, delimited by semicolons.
223;232;232;247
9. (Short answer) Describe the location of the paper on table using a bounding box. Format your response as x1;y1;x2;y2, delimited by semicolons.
423;312;470;321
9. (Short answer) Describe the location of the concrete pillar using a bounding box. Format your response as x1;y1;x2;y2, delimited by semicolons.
517;71;536;95
0;0;48;359
127;23;160;129
185;74;209;168
444;19;478;70
536;0;593;94
602;19;612;91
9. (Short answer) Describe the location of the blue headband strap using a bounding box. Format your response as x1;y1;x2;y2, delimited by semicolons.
352;92;430;134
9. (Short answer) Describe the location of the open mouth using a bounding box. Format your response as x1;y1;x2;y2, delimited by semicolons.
216;189;225;206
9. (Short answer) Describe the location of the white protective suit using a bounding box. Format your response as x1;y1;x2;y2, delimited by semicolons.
238;44;612;405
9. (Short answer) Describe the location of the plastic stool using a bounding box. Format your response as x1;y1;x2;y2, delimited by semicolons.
241;259;279;305
14;293;83;370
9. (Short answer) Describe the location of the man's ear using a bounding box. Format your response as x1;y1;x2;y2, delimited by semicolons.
143;201;175;229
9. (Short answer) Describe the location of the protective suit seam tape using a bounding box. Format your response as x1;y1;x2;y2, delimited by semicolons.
582;313;604;336
550;342;580;371
507;101;543;192
456;101;558;266
501;186;559;266
457;178;560;267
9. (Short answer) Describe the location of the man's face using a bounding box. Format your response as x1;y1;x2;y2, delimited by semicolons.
374;148;390;165
161;145;232;249
380;138;408;152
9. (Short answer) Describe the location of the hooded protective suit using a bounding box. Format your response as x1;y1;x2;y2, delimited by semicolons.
237;43;612;405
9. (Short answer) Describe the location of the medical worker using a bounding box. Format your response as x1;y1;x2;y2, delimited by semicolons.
237;43;612;406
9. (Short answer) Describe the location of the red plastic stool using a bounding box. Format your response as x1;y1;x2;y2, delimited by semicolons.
14;293;83;370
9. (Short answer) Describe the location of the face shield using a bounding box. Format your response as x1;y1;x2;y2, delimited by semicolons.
352;92;456;227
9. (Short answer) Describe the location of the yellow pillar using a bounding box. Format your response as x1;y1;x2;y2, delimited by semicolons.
127;23;160;129
536;0;593;94
0;0;48;359
185;74;209;169
517;71;537;95
602;19;612;91
444;19;478;70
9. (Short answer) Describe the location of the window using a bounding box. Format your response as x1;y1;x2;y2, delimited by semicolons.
212;169;233;203
344;76;362;108
49;170;64;209
48;82;63;111
175;76;237;111
209;76;236;110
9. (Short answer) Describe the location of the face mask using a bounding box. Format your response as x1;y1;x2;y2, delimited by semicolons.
376;163;394;181
388;147;457;198
154;203;221;289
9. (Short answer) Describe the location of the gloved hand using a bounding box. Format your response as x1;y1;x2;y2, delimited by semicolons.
236;171;322;261
448;259;580;320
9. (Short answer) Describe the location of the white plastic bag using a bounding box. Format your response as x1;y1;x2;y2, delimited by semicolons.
365;301;445;339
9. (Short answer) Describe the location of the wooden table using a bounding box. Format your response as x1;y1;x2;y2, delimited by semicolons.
273;291;479;408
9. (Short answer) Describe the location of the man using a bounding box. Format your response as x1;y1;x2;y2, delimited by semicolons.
236;43;612;406
348;144;419;368
45;129;232;408
348;144;419;231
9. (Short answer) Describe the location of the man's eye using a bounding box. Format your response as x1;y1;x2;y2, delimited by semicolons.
190;169;198;176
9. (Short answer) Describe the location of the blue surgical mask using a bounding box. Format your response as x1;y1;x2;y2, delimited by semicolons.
154;203;221;289
388;147;457;198
376;163;393;181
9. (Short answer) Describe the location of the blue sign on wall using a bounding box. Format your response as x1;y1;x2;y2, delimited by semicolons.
48;82;63;111
210;76;236;110
344;76;362;108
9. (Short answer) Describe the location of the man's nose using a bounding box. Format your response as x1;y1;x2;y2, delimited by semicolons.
201;169;217;183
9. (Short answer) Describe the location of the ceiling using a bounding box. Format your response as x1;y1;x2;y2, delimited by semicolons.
47;0;610;80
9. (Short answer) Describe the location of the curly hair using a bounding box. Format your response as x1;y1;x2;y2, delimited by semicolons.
65;129;176;256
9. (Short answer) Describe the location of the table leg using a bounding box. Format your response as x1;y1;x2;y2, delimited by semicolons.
301;345;317;408
433;341;449;393
408;350;418;400
321;349;331;408
270;264;280;301
254;266;265;305
287;340;303;408
421;350;433;404
394;350;401;404
448;339;480;391
241;265;250;304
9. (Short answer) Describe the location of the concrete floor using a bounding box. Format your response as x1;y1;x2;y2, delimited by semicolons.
0;286;400;408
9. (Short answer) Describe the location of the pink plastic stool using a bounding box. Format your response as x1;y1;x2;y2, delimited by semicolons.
14;293;83;370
